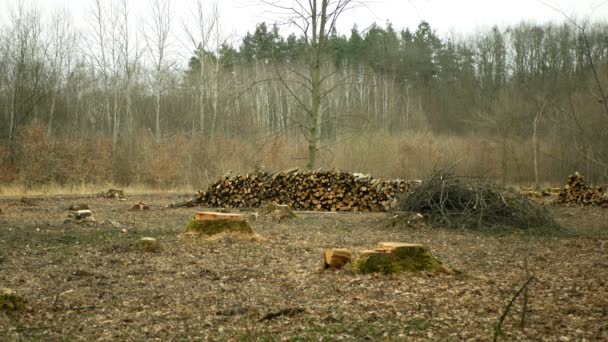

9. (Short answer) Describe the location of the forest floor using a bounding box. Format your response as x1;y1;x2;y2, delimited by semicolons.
0;193;607;341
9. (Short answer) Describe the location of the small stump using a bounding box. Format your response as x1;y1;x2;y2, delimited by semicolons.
68;210;93;220
0;288;26;312
259;202;298;222
129;202;150;211
323;249;352;269
355;242;443;274
134;237;161;253
103;189;126;200
181;212;254;238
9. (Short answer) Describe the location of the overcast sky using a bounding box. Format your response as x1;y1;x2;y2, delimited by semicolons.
2;0;608;33
1;0;607;46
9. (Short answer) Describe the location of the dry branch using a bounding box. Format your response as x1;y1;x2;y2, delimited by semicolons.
398;170;559;231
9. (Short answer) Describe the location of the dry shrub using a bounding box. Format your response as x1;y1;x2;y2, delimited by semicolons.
14;125;55;185
0;127;592;191
150;145;180;186
10;125;113;187
0;144;17;183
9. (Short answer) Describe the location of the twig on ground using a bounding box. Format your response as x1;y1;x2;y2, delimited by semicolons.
494;276;535;341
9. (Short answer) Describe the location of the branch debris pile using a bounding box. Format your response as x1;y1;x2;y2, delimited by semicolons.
398;171;559;231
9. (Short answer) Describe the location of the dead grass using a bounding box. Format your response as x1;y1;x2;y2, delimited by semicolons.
0;194;606;340
0;183;192;197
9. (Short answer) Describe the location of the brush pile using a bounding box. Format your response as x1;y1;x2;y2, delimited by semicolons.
398;170;559;230
192;169;414;212
556;172;608;207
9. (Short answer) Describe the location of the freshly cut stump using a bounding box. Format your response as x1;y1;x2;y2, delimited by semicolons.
355;242;442;274
324;249;352;269
182;212;254;237
129;202;150;211
68;210;92;220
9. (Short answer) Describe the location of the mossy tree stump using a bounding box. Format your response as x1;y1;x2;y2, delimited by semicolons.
259;202;298;222
0;288;26;312
355;242;443;274
181;212;254;237
134;237;161;253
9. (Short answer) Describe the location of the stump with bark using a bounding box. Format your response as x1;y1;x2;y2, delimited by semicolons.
129;202;150;211
181;212;254;237
355;242;443;274
0;288;26;312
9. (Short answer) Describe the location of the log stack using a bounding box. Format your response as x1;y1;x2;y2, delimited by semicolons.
556;172;608;207
194;169;414;212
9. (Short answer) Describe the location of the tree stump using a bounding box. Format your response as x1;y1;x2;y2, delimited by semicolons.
323;248;352;269
259;202;298;222
134;237;161;253
181;212;254;237
0;288;26;312
104;189;125;200
68;210;93;220
129;202;150;211
355;242;443;274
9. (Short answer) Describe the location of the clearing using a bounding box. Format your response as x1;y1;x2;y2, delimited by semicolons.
0;194;607;340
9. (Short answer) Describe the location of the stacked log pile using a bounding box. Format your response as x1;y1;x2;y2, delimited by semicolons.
556;172;608;207
194;169;414;212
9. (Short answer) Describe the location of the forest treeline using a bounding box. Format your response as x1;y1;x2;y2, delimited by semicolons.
1;1;607;188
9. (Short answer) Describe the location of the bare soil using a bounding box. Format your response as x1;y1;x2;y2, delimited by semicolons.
0;194;607;341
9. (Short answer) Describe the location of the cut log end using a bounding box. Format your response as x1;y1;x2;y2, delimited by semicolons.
129;202;150;211
193;212;245;222
323;248;352;269
68;210;92;220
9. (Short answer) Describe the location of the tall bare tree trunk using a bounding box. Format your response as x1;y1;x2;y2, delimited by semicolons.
155;89;161;140
47;80;59;136
532;112;541;189
199;50;205;133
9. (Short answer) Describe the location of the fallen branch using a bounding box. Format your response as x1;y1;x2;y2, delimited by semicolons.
259;307;305;321
494;276;535;341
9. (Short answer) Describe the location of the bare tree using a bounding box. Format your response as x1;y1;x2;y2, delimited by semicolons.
88;0;122;148
3;2;47;146
262;0;357;169
143;0;173;141
185;0;219;134
118;0;143;138
47;9;77;136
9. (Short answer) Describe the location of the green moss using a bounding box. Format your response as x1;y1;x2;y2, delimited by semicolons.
0;289;26;312
356;253;402;274
182;219;253;236
355;247;442;274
